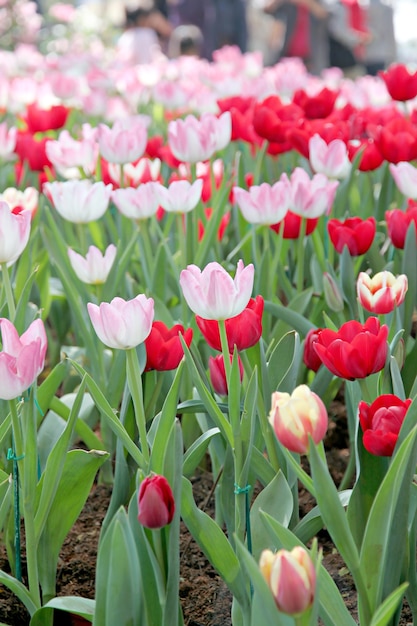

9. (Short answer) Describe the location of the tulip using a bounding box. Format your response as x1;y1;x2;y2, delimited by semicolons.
144;321;193;371
68;245;117;285
359;394;412;456
112;182;161;220
46;129;98;177
260;547;316;615
289;167;339;218
357;271;408;314
309;134;352;179
168;112;231;163
233;177;291;225
180;260;254;320
87;294;154;350
24;103;69;134
196;296;264;353
386;200;417;249
313;317;388;380
270;212;319;239
157;179;203;214
0;187;38;218
15;132;52;173
98;117;148;164
389;162;417;199
327;216;376;256
44;180;112;223
293;87;338;119
0;201;31;266
269;384;328;454
379;63;417;102
0;318;47;400
303;328;324;372
209;354;244;396
323;272;344;312
374;118;417;164
0;122;17;161
198;208;230;242
137;474;175;529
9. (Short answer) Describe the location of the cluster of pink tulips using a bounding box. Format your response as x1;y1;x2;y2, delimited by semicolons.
0;17;417;626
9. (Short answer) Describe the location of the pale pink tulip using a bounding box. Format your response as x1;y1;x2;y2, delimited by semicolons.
0;122;17;160
68;245;117;285
260;547;316;615
157;179;203;214
44;180;112;223
309;134;351;180
98;117;148;164
0;318;47;400
290;168;339;218
87;294;154;350
168;111;231;163
269;384;328;454
357;271;408;314
107;158;161;187
112;183;161;220
46;130;98;177
0;187;38;217
233;175;291;225
180;259;254;320
0;201;31;266
389;162;417;199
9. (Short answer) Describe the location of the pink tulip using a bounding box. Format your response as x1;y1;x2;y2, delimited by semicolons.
0;318;47;400
260;547;316;615
233;175;291;225
389;162;417;199
98;117;148;164
0;201;31;266
168;112;231;163
87;294;154;350
180;259;254;320
309;134;351;179
0;187;38;218
68;245;117;285
0;122;17;161
269;384;328;454
112;182;161;220
46;129;98;177
44;180;112;223
357;271;408;314
107;158;161;187
157;179;203;214
289;167;339;218
137;474;175;529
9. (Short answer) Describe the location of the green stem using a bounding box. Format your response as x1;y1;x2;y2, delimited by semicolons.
126;348;150;469
296;218;308;292
218;319;231;387
1;263;16;321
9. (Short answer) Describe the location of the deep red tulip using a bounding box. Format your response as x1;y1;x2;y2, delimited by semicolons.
327;216;376;255
374;118;417;164
313;317;388;380
347;139;384;172
359;394;412;456
144;321;192;371
15;132;53;172
209;353;244;395
292;87;338;120
386;200;417;249
252;96;303;150
137;474;175;529
196;296;264;353
303;328;324;372
24;102;70;134
379;63;417;102
270;211;319;239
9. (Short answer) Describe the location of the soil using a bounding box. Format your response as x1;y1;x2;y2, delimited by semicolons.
0;397;413;626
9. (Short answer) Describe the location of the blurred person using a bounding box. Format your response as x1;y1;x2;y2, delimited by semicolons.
168;24;203;57
327;0;372;75
264;0;330;74
212;0;248;53
363;0;396;75
117;1;172;64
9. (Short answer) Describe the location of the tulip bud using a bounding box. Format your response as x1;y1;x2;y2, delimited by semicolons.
323;272;344;312
269;384;328;454
260;547;316;615
209;354;244;396
137;474;175;529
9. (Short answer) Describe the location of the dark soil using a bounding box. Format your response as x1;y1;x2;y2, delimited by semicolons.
0;398;413;626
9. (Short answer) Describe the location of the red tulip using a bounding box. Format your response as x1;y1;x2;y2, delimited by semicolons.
292;87;338;120
347;139;384;172
209;353;244;395
144;321;193;371
379;63;417;102
24;102;70;134
137;474;175;529
386;200;417;249
374;118;417;164
270;211;319;239
196;296;264;353
15;132;52;172
303;328;324;372
313;317;388;380
327;216;376;255
359;394;412;456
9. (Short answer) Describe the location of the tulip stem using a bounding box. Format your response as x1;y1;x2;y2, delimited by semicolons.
126;348;150;469
218;319;231;387
1;263;16;321
296;218;308;292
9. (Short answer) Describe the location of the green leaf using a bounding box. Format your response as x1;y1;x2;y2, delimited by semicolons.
294;491;352;545
0;570;38;616
368;583;408;626
265;296;315;337
183;427;220;477
30;597;95;625
267;331;301;393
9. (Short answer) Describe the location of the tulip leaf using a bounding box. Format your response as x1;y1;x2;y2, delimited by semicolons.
0;474;12;534
36;360;69;418
339;246;357;319
368;583;409;626
249;446;276;486
294;490;352;545
181;476;250;610
0;570;38;616
359;425;417;617
264;300;315;337
183;427;220;476
30;597;95;625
